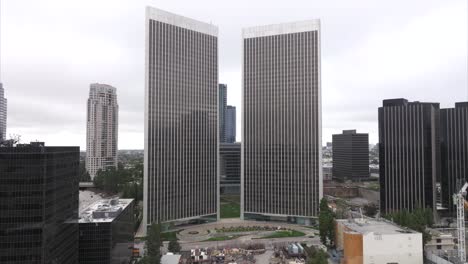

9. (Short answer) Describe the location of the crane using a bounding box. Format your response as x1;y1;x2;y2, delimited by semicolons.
453;182;468;264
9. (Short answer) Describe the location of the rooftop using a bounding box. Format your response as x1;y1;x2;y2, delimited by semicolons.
79;198;133;223
243;20;320;39
337;218;418;235
146;6;218;37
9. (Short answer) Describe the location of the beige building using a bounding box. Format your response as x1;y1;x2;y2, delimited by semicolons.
335;218;423;264
86;83;119;179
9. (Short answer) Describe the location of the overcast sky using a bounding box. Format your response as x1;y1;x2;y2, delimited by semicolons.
1;0;467;149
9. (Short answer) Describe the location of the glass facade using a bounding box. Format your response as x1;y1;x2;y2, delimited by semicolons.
378;99;440;216
242;21;322;221
78;199;134;264
332;130;369;180
0;143;79;264
440;102;468;215
145;7;218;225
225;105;236;143
219;84;227;143
220;143;241;194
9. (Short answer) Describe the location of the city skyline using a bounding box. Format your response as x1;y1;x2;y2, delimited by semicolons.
1;0;467;149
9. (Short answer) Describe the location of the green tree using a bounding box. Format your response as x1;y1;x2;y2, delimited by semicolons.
319;198;335;247
141;222;162;264
79;161;91;182
385;207;433;245
363;203;378;217
307;249;328;264
168;239;181;253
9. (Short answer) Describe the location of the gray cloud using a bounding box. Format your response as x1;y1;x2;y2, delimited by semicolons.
2;0;467;149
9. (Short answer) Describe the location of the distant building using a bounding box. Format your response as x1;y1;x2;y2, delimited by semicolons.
0;83;6;140
440;102;468;215
322;163;332;181
219;84;227;143
220;142;241;194
332;130;369;181
78;198;134;264
242;20;322;224
335;219;423;264
86;83;119;179
144;7;218;227
0;142;79;264
326;142;332;149
225;105;236;143
379;99;439;217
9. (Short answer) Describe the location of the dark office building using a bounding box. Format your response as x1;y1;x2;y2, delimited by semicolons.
219;84;227;143
78;198;134;264
145;7;218;226
378;99;440;217
440;102;468;214
220;143;241;194
225;105;236;143
242;20;322;224
0;142;79;264
332;130;369;180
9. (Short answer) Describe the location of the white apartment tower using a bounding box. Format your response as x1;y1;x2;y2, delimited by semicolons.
86;83;119;179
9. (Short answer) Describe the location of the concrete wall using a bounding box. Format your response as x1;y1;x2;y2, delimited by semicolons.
362;232;423;264
343;232;363;264
324;187;359;198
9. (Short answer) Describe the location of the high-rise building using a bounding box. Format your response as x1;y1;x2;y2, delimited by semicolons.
144;7;218;228
378;99;440;216
242;20;322;224
220;142;241;194
219;84;227;143
86;83;119;179
332;130;369;180
0;142;79;264
225;105;236;143
440;102;468;214
79;198;134;264
0;83;6;140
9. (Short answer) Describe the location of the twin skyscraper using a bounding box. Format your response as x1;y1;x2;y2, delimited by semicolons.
143;7;322;230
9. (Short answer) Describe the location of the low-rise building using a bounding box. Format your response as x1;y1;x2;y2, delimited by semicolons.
78;198;134;264
335;218;423;264
425;228;456;255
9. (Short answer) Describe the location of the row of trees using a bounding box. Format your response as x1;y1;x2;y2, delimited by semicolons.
93;161;143;201
384;207;434;244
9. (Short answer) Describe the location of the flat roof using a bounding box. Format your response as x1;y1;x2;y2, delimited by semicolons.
146;6;218;37
243;20;320;39
79;198;133;223
337;219;418;235
162;254;182;264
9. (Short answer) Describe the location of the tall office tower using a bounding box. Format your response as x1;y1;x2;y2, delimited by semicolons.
440;102;468;215
332;130;369;181
220;142;241;194
0;142;79;264
225;105;236;143
219;84;227;143
379;99;440;216
0;83;6;140
242;20;322;224
86;83;119;179
144;7;218;227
